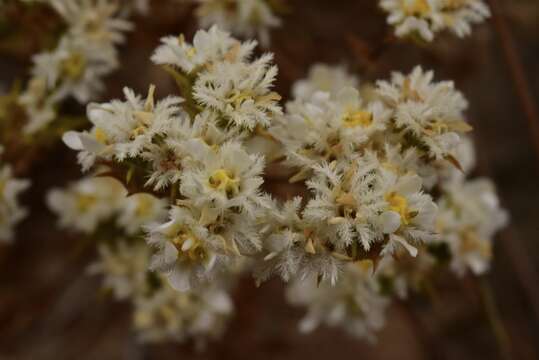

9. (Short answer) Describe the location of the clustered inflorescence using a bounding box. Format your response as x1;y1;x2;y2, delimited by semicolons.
380;0;491;41
1;0;502;349
18;0;134;133
47;24;508;344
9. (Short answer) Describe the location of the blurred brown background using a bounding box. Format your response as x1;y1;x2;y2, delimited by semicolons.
0;0;538;359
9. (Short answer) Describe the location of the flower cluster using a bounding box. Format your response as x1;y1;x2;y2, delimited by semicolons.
286;263;389;341
63;26;282;293
58;27;508;343
194;0;281;46
436;178;508;275
47;175;235;345
380;0;490;41
0;146;30;243
18;0;133;133
263;62;505;339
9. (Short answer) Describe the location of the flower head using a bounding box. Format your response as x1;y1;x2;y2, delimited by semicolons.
195;0;281;46
286;263;389;341
63;85;185;168
47;177;127;233
436;178;508;275
151;25;256;74
377;66;471;161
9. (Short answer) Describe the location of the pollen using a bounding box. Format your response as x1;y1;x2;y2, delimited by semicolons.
135;195;153;218
171;230;208;262
61;52;87;80
227;90;254;108
94;127;108;144
460;229;492;258
385;192;412;225
209;169;240;197
343;110;373;128
403;0;431;17
76;194;97;212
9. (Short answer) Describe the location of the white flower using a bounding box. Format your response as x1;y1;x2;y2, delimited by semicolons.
377;66;471;161
380;0;490;41
151;25;257;74
303;155;387;253
195;0;281;46
381;143;438;189
0;164;30;243
271;87;390;179
304;152;437;259
87;240;152;300
141;110;241;191
436;178;508;275
48;0;133;45
117;193;168;235
180;141;265;213
63;85;185;168
146;204;257;291
435;0;490;38
438;134;476;184
254;196;344;285
18;0;133;134
377;166;438;256
31;36;118;104
292;63;359;100
286;263;389;341
47;176;127;233
133;282;233;344
193;53;282;130
375;247;436;299
380;0;439;41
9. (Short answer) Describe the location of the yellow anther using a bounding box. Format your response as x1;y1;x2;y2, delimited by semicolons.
134;195;153;217
94;127;108;144
130;126;147;139
76;194;97;212
171;230;208;263
403;0;431;16
343;110;373;128
385;191;413;225
208;169;240;197
61;52;87;80
227;90;254;108
460;229;492;258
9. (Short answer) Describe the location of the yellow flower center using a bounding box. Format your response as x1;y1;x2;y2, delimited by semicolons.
403;0;431;17
135;195;153;218
385;192;413;225
171;230;209;262
76;194;97;212
460;228;492;258
227;90;254;108
61;52;87;80
443;0;467;10
209;169;240;197
94;127;108;144
130;85;156;139
423;119;449;135
343;110;373;128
